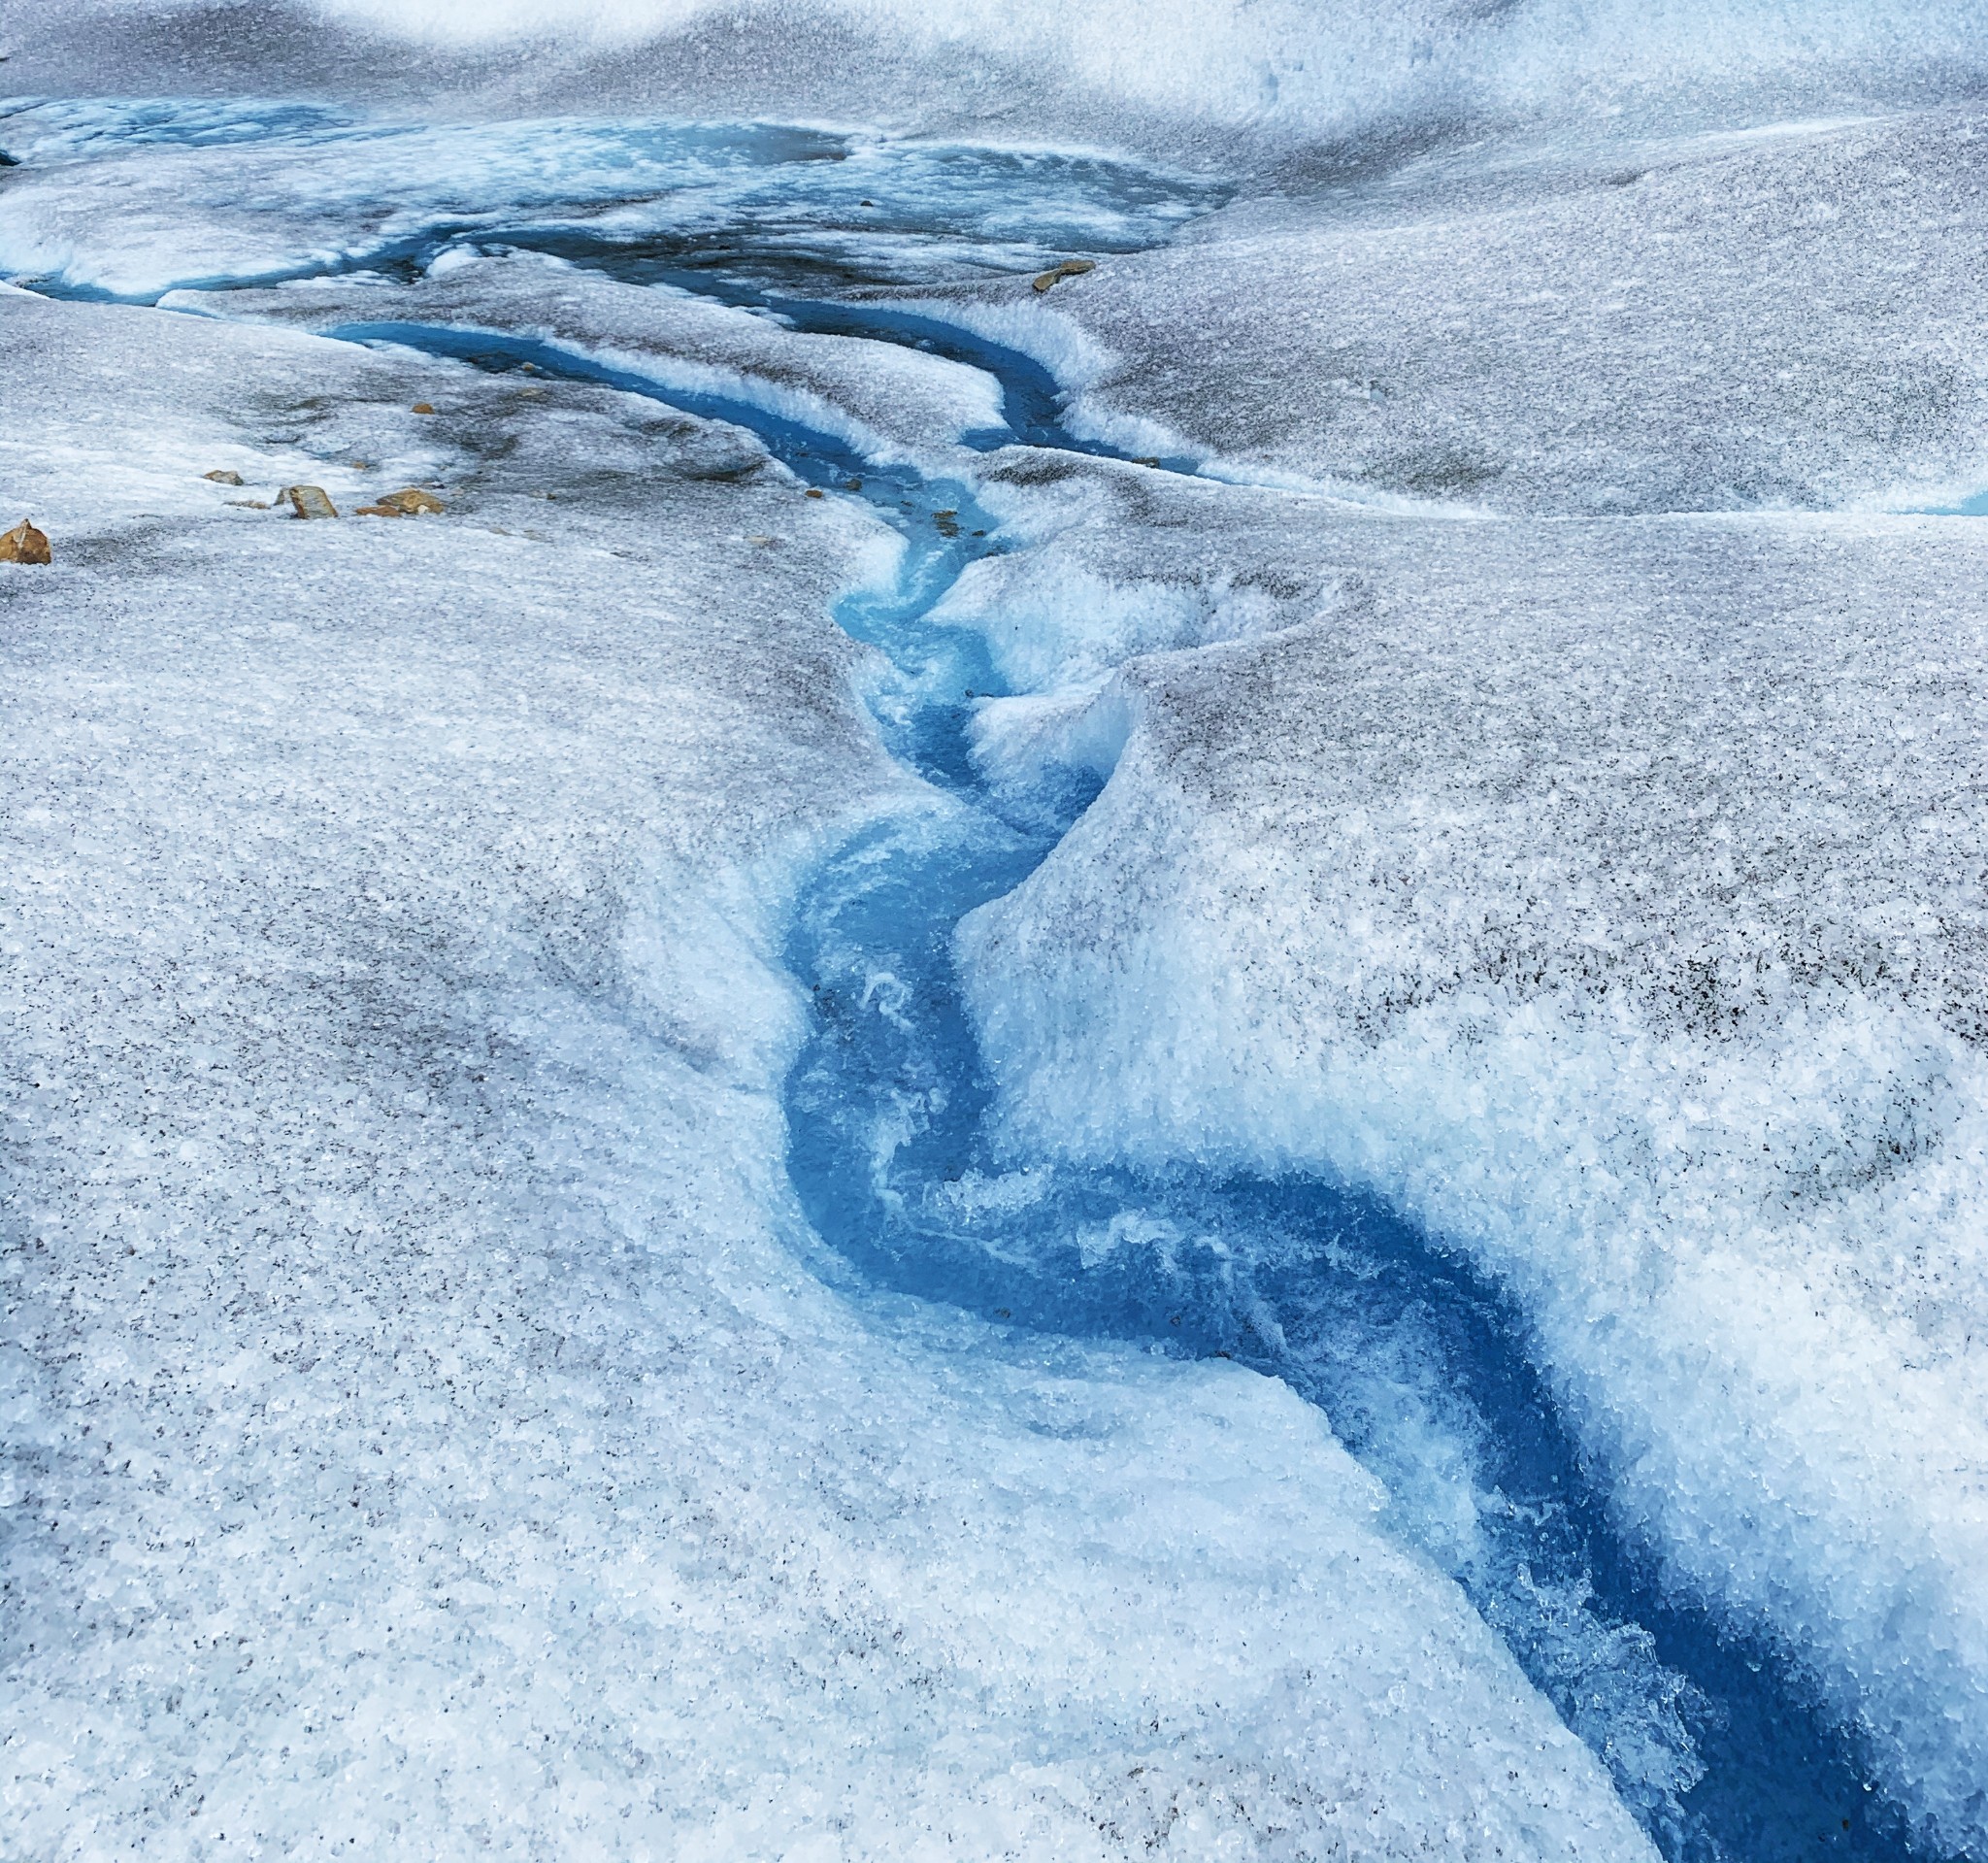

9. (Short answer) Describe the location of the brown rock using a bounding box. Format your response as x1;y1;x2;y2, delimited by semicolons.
804;487;826;500
226;499;273;510
376;487;446;516
279;484;338;519
0;519;50;565
204;469;246;485
1031;258;1098;294
411;402;436;415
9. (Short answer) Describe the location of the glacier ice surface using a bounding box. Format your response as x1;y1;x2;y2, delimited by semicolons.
954;463;1988;1852
1;226;1655;1860
9;2;1988;1853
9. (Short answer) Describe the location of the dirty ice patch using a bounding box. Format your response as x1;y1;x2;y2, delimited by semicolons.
0;289;462;536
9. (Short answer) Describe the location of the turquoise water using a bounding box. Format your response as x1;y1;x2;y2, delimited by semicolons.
335;306;1917;1863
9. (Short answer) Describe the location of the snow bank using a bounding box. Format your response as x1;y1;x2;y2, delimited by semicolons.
0;286;1656;1858
953;483;1988;1851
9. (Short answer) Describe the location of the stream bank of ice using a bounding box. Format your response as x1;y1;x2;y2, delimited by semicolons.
912;109;1988;516
10;3;1988;1850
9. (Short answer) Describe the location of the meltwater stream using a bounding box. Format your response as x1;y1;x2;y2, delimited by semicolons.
2;98;1937;1862
342;320;1928;1863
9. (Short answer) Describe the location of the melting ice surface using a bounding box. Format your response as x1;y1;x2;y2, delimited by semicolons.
0;95;1230;299
777;519;1927;1863
2;98;1947;1862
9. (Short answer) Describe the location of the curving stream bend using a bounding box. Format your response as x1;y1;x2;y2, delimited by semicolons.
342;304;1921;1863
11;107;1937;1863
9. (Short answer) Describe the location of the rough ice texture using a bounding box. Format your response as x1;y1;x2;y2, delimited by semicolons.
0;112;813;298
10;0;1987;160
0;100;1216;307
921;83;1988;1856
0;290;1657;1857
953;456;1988;1850
917;108;1988;515
8;1;1988;1848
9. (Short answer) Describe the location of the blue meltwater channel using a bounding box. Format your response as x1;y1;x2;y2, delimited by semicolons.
323;306;1917;1863
17;96;1937;1857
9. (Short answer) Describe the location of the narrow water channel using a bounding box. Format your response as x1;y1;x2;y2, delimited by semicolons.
320;306;1917;1863
8;103;1934;1858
